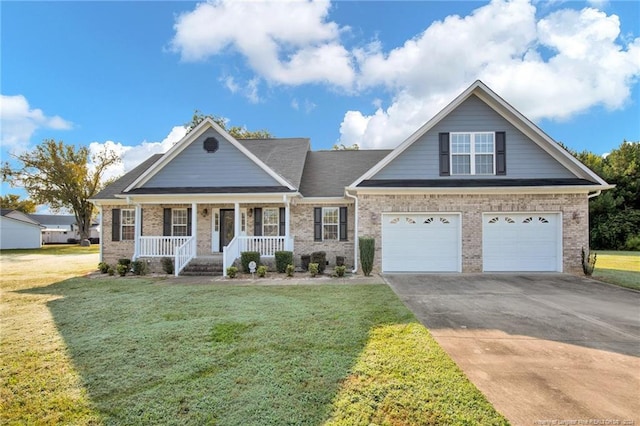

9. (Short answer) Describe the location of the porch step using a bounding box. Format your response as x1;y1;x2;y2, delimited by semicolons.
180;258;224;276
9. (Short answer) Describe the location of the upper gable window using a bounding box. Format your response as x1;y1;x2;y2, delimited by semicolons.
451;132;495;175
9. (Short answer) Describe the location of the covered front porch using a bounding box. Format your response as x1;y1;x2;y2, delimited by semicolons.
129;200;294;276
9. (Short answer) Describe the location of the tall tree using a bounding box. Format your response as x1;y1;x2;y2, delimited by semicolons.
2;139;120;242
0;194;37;213
185;110;272;139
332;143;360;150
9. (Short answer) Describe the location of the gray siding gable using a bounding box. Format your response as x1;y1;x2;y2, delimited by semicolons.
373;95;575;180
142;129;282;189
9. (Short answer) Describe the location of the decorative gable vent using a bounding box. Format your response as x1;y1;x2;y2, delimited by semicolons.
203;137;219;153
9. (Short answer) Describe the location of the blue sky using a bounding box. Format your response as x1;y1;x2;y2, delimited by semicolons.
1;0;639;208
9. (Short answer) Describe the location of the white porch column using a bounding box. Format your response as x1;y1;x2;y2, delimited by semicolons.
234;202;240;240
284;198;291;250
191;202;198;251
133;204;141;259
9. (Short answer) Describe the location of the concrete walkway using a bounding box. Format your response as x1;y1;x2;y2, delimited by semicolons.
385;273;640;426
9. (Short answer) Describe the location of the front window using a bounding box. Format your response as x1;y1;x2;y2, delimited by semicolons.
322;207;339;240
172;208;188;236
451;132;495;175
263;208;279;237
121;209;135;240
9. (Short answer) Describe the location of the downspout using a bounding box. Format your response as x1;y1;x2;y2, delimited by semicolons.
588;190;601;199
345;189;358;274
98;205;103;263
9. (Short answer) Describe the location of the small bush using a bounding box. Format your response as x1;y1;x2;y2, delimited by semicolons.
336;256;345;267
131;260;149;276
359;237;375;276
116;263;128;277
67;238;78;244
334;265;346;277
226;266;238;278
311;251;326;274
118;258;132;268
275;251;293;273
285;264;294;277
257;265;267;278
98;262;109;273
625;235;640;251
161;257;174;275
309;263;319;277
301;255;311;271
581;247;597;276
107;266;115;276
240;251;261;273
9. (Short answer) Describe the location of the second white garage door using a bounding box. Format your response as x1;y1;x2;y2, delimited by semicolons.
382;213;461;272
482;213;561;272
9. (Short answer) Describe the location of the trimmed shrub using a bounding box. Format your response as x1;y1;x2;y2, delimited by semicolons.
309;263;319;277
98;262;109;274
301;255;311;271
132;260;149;276
161;257;174;275
116;263;128;277
275;251;293;273
257;265;267;278
581;247;597;276
625;235;640;251
285;264;294;277
118;258;132;268
107;266;115;276
311;251;326;274
240;251;261;273
226;266;238;278
334;265;346;277
359;237;375;276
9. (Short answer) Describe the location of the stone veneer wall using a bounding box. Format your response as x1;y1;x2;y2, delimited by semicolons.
357;193;588;273
290;203;355;269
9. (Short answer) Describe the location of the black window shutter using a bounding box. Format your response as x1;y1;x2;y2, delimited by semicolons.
139;208;144;236
112;208;120;242
439;133;450;176
339;207;348;241
314;207;322;241
279;207;285;236
163;208;171;236
495;131;506;175
254;208;262;236
187;208;192;236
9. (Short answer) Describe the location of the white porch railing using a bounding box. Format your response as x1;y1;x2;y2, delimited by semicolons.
175;237;196;277
139;236;192;257
223;236;294;277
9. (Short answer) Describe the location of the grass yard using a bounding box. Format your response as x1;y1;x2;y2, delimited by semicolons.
592;250;640;290
0;252;508;425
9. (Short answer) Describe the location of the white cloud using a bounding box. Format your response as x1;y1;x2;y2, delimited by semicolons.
170;0;354;89
339;0;640;148
89;126;187;183
0;94;73;152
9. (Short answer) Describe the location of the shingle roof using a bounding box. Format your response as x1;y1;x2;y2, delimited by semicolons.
238;138;310;188
299;150;391;197
28;214;76;226
92;154;163;200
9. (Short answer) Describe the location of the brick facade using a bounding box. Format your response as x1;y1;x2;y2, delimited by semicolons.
357;192;588;273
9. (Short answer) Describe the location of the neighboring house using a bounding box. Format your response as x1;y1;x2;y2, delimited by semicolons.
29;214;100;244
0;209;43;249
91;81;611;276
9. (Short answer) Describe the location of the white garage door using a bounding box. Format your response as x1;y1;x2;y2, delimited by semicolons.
482;213;561;272
382;213;461;272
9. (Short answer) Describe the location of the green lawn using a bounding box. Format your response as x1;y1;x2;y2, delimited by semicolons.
592;250;640;290
1;253;508;425
0;243;99;256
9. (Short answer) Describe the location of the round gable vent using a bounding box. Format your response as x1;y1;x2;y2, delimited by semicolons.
203;137;219;153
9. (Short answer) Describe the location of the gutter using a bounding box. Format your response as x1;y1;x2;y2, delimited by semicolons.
345;189;358;274
588;190;602;199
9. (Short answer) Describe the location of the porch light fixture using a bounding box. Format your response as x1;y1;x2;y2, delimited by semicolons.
202;208;208;217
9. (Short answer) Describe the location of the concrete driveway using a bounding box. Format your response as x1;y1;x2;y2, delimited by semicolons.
385;273;640;425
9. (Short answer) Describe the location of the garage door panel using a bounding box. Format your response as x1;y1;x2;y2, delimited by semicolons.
483;213;560;272
382;213;460;272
